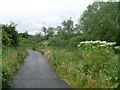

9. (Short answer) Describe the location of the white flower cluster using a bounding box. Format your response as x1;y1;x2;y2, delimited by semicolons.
77;40;116;47
114;46;120;49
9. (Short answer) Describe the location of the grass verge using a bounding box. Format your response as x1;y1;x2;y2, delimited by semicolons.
36;46;118;88
2;45;28;88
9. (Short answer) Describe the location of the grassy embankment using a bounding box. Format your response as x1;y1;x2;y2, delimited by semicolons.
35;42;119;88
1;22;29;88
2;45;28;88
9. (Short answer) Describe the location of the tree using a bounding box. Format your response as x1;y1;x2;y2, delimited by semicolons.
74;23;82;34
79;2;118;41
2;28;12;45
42;26;47;36
47;27;55;36
61;18;74;34
22;31;29;39
57;26;65;36
116;2;120;46
2;22;19;46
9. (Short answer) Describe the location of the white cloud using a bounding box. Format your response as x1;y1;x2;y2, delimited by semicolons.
0;0;93;35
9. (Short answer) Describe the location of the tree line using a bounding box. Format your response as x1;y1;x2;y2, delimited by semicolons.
1;2;120;47
39;2;119;46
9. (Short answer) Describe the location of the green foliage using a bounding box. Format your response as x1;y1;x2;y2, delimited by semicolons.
116;2;120;46
61;18;74;34
113;46;120;54
42;26;47;36
2;29;12;45
1;1;119;88
2;22;19;46
48;36;68;46
2;45;28;88
44;45;118;88
40;2;119;48
47;34;84;48
80;2;118;42
67;35;83;47
47;27;55;36
20;31;29;39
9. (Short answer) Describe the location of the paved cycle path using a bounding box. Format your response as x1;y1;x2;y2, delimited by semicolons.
11;49;70;88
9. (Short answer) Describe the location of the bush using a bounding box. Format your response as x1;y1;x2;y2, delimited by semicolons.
2;22;19;46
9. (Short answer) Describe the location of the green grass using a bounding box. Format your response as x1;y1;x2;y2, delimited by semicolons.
2;45;28;88
2;36;118;88
36;45;118;88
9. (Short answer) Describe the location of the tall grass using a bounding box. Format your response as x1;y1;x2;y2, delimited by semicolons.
36;45;118;88
2;45;28;88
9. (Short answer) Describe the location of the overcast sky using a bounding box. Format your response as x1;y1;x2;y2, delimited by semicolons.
0;0;94;35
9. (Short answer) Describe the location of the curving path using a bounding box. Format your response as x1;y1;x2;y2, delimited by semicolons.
10;49;70;88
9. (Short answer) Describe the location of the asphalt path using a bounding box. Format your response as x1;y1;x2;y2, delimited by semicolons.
10;49;70;88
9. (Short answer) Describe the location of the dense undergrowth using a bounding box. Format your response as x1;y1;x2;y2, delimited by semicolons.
35;42;119;88
1;2;120;88
1;22;29;88
2;45;28;88
1;31;119;88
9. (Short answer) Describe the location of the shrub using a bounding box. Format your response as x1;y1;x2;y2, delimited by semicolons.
2;22;19;46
